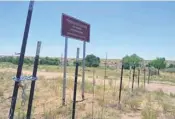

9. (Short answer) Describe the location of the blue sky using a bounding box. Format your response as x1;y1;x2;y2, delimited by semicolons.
0;1;175;60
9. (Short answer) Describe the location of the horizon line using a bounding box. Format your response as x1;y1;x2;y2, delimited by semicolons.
0;54;175;61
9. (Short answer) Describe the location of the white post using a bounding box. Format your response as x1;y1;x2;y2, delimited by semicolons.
82;41;86;100
62;37;68;105
76;48;80;62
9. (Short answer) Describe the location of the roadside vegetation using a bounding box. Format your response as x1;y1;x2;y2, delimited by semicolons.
0;54;175;118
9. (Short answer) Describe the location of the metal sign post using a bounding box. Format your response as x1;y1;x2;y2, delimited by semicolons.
62;37;68;105
119;62;124;104
148;67;150;84
61;13;90;105
9;1;34;118
26;41;41;119
131;65;135;92
72;48;80;119
128;65;132;86
144;68;146;88
82;41;86;100
138;68;140;87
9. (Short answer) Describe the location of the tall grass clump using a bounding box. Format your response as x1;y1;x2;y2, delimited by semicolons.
141;106;158;119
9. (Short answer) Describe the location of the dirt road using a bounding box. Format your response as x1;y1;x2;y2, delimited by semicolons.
1;68;175;94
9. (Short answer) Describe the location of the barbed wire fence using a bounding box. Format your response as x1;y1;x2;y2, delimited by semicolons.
1;51;161;119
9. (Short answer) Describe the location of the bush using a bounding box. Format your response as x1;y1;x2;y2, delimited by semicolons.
85;54;100;67
122;54;143;69
148;57;166;75
0;56;61;66
0;88;3;97
73;60;82;66
39;57;60;65
141;106;158;119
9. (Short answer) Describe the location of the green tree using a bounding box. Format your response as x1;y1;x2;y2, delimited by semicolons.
0;56;61;66
39;57;60;65
24;57;33;64
0;56;19;64
167;64;175;68
85;54;100;67
12;57;19;64
148;57;166;75
73;60;82;66
122;54;143;69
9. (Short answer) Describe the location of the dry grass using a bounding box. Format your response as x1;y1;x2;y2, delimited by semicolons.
170;92;175;98
0;63;175;119
0;87;3;97
141;105;158;119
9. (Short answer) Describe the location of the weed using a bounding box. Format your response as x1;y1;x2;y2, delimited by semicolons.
161;101;173;113
108;78;113;87
81;112;92;119
153;89;166;102
43;108;57;119
156;89;165;96
41;77;49;87
77;103;86;111
16;110;26;119
170;92;175;98
55;104;72;118
127;98;141;111
170;107;175;118
1;63;175;119
48;79;61;96
141;106;158;119
122;85;129;92
96;97;104;106
0;88;3;97
84;81;93;93
161;101;175;114
133;87;146;96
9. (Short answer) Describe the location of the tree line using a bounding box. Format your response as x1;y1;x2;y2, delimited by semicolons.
0;54;101;67
73;54;100;67
0;54;174;71
122;54;175;75
0;56;60;65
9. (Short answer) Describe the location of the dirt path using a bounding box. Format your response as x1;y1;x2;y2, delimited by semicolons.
146;83;175;93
